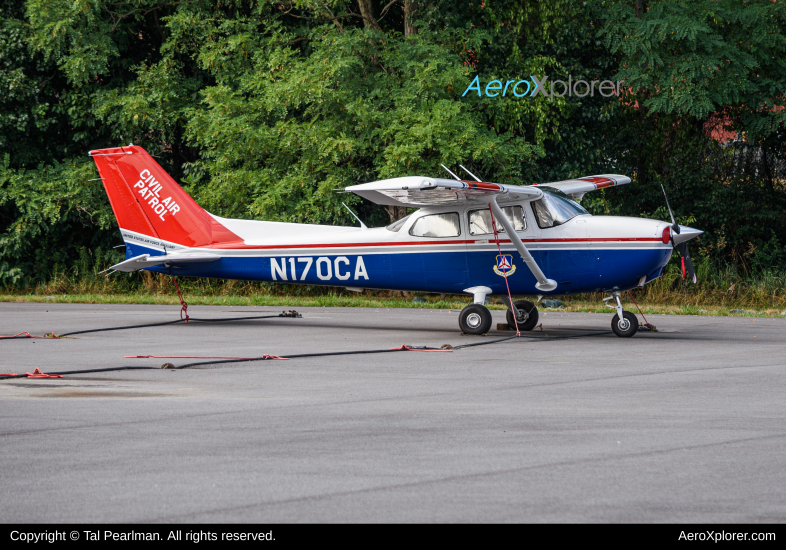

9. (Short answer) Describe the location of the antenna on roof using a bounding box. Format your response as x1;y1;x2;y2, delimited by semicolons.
440;164;462;182
459;164;482;182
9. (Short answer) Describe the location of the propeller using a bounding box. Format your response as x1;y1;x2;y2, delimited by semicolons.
660;184;680;236
677;242;697;284
661;184;696;284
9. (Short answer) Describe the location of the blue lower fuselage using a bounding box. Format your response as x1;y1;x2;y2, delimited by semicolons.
127;241;672;296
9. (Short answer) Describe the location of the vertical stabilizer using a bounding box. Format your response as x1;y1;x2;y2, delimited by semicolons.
90;145;240;247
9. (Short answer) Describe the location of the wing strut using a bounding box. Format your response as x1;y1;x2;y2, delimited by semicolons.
488;198;557;292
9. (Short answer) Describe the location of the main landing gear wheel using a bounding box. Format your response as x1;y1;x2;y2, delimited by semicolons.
505;300;539;332
611;311;639;338
459;304;493;335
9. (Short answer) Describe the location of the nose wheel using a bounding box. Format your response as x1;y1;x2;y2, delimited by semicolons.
459;304;493;335
604;292;639;338
611;310;639;337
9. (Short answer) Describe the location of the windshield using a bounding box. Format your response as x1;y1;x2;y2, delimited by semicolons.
531;187;589;228
386;214;412;232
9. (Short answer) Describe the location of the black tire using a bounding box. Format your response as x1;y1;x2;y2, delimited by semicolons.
611;311;639;337
505;300;539;331
459;304;493;335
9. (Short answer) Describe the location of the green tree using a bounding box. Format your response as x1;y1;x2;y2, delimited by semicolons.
599;0;786;139
2;0;785;287
593;0;786;260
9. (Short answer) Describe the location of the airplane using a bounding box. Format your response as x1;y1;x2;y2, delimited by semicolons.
90;145;702;338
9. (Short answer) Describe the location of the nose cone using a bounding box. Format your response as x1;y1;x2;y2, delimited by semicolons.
672;225;703;246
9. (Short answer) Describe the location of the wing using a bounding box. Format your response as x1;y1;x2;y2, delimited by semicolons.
540;174;631;201
346;174;630;206
105;253;221;273
346;175;558;291
345;177;542;206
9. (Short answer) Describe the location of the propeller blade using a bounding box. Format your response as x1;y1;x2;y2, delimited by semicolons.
677;242;697;284
661;184;680;235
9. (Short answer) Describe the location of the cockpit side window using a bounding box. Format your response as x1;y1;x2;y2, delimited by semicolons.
531;200;555;228
409;212;461;237
530;187;590;229
468;206;526;235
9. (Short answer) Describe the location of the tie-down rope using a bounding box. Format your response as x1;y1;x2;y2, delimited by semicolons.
488;204;520;337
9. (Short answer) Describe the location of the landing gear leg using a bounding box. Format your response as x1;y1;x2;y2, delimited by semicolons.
603;291;638;338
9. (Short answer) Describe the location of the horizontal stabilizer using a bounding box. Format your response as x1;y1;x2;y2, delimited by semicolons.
105;253;221;273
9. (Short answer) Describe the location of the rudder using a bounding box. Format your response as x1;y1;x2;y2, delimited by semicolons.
90;145;240;247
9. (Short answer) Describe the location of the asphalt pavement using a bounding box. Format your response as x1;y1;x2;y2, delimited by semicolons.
1;302;785;523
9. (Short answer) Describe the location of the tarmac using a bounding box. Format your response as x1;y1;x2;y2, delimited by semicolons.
1;302;785;523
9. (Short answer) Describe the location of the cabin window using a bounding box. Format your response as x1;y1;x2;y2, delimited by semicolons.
386;213;412;232
468;206;526;236
531;187;589;228
409;212;461;238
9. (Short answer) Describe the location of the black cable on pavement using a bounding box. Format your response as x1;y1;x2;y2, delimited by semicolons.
0;313;298;340
170;330;611;369
0;310;613;380
0;366;159;380
451;330;609;349
0;346;447;379
172;346;438;370
59;314;285;337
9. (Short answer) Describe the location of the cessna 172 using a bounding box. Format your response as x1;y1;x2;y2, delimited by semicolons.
91;145;702;338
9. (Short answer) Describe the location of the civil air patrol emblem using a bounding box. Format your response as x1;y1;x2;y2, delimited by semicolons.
493;254;516;277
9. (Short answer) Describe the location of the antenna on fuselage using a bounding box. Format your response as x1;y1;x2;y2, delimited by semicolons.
459;165;482;182
440;164;462;182
342;202;368;230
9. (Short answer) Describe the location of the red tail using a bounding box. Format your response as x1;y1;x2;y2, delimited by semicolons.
90;145;240;247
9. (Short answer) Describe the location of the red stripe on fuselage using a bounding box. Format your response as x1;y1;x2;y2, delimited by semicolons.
199;237;663;251
492;237;660;243
206;240;478;249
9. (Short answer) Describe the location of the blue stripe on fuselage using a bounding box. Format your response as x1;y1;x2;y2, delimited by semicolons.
127;243;671;295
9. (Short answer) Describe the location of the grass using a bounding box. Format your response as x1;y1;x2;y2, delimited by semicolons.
2;260;785;317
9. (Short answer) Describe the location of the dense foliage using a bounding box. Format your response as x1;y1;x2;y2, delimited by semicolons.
1;0;785;288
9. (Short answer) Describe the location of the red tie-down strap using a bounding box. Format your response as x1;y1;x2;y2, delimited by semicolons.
23;368;63;379
0;332;59;339
488;204;520;336
1;368;62;378
626;290;655;330
389;345;453;352
171;276;190;322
